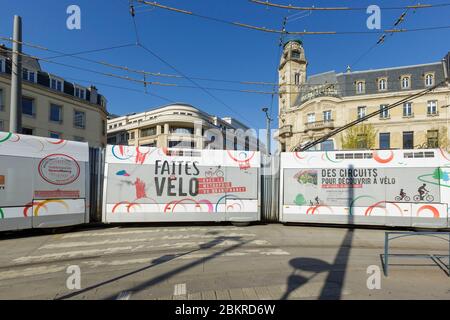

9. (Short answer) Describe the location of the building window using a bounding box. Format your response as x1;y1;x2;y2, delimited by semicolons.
129;131;135;140
141;127;156;137
102;120;106;135
22;97;35;117
49;103;62;123
107;136;116;144
0;58;5;72
401;76;410;89
403;131;414;149
22;127;33;135
49;131;61;139
0;88;4;111
320;140;334;151
425;73;434;87
380;105;389;119
356;81;365;94
169;140;195;149
74;110;86;129
378;78;387;91
170;127;194;135
357;106;366;119
294;72;301;85
0;120;3;131
427;130;439;148
403;102;413;117
50;77;64;92
379;133;390;149
73;136;85;142
22;68;36;83
74;86;86;100
323;110;332;122
307;113;315;123
427;100;438;115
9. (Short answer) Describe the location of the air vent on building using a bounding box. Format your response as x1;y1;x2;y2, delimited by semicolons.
335;152;373;160
403;151;435;158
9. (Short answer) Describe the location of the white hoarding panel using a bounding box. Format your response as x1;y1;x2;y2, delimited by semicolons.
0;132;89;231
280;149;450;228
103;145;260;223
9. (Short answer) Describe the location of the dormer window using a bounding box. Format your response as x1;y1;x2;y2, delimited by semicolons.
356;81;365;94
0;58;5;73
425;73;434;87
22;68;37;83
401;76;410;89
378;78;387;91
50;76;64;92
74;85;86;99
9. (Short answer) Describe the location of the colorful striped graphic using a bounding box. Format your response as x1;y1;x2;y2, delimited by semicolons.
372;150;394;164
33;200;69;216
164;198;214;213
306;205;333;215
365;201;402;217
417;205;440;218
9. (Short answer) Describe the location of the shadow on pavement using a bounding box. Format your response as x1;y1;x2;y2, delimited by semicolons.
56;235;247;300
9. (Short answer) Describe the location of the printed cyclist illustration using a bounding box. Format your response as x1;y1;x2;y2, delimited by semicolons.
413;184;434;202
395;189;410;201
205;165;224;178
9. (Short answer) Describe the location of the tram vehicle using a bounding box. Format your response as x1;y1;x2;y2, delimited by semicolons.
0;131;89;231
280;149;450;228
1;129;449;231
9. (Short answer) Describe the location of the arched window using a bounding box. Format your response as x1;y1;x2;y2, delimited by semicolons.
378;78;387;91
356;81;365;93
425;73;434;87
294;72;301;85
401;76;410;89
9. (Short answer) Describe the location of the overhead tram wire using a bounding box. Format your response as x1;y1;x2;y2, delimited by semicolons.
0;35;305;88
350;0;417;69
249;0;450;11
128;3;261;128
0;35;324;87
64;76;175;103
8;48;448;101
1;38;446;96
136;0;450;36
2;38;441;94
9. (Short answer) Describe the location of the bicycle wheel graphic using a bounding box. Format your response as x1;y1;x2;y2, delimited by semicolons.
425;195;434;202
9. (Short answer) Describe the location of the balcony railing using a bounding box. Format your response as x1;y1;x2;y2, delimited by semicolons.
305;120;334;131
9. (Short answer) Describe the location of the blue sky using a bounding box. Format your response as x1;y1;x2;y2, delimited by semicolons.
1;0;449;129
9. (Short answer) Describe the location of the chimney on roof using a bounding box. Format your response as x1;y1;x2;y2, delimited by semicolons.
89;85;98;104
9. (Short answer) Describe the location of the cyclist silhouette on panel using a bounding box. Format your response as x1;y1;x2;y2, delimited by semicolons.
418;184;429;201
395;189;410;201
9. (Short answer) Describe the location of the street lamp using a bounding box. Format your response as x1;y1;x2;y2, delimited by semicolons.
262;107;272;155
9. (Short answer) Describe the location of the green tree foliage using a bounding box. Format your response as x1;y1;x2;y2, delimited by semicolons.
341;124;377;150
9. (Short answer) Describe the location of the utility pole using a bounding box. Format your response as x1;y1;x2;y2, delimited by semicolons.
262;107;272;155
9;15;22;134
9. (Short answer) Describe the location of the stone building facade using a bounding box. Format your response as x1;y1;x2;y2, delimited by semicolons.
276;40;450;151
0;45;108;147
107;103;262;151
